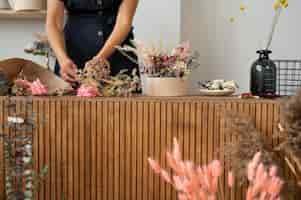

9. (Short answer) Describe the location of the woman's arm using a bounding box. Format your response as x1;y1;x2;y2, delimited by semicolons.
96;0;139;59
46;0;77;82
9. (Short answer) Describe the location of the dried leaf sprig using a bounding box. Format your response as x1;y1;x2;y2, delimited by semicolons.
0;98;48;200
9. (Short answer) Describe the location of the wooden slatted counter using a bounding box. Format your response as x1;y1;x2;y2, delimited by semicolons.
0;96;294;200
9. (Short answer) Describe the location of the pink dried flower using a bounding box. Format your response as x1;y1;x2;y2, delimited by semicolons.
210;160;223;177
148;158;161;174
173;137;181;162
246;152;284;200
160;169;171;183
15;78;48;96
30;79;48;96
77;85;99;97
252;152;262;166
148;138;223;200
228;171;235;188
171;41;190;61
269;165;278;177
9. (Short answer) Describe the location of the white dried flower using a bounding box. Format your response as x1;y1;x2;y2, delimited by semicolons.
7;116;24;124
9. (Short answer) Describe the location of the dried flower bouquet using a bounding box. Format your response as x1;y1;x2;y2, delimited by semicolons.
118;40;200;78
76;58;140;97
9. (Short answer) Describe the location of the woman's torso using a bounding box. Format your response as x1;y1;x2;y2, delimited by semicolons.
62;0;121;13
56;0;135;75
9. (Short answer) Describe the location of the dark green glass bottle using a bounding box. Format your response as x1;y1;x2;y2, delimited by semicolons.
250;50;277;97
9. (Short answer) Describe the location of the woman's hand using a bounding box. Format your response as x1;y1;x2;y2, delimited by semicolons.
59;58;78;83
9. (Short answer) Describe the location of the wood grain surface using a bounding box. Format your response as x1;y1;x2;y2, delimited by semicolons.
0;96;296;200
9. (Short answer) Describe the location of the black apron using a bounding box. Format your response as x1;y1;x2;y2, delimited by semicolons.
55;0;137;76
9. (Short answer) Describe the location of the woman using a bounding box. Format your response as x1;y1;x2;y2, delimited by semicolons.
46;0;139;83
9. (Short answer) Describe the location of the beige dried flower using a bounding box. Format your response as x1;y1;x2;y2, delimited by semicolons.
219;112;276;185
278;89;301;155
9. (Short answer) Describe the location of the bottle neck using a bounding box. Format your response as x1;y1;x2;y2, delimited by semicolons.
257;50;272;60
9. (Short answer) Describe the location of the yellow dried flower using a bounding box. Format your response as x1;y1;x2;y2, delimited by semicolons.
229;17;235;23
240;5;246;12
279;0;289;8
279;0;286;5
274;1;281;10
283;2;288;8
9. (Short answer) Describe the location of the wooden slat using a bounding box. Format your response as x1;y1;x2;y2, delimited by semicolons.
107;101;114;200
125;101;132;200
96;101;103;199
137;101;143;200
79;101;85;200
114;101;120;200
68;100;75;200
44;99;51;200
148;101;155;200
195;102;203;165
119;101;126;200
131;101;138;200
38;99;45;200
91;100;97;200
0;98;5;200
61;99;68;200
55;100;62;200
166;102;173;200
160;102;167;200
50;100;56;200
208;102;214;162
154;102;161;200
102;100;108;200
184;102;190;161
85;101;92;200
202;102;208;165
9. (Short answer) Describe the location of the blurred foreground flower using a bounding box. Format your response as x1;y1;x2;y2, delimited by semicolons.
148;138;284;200
148;138;224;200
245;152;284;200
240;5;246;12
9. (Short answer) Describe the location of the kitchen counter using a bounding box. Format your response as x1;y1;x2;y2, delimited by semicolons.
0;96;289;200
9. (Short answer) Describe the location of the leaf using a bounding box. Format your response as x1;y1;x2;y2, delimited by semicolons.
40;166;49;177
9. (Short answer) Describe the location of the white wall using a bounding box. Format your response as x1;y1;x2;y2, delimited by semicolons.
0;0;181;65
182;0;301;92
134;0;180;47
0;20;45;64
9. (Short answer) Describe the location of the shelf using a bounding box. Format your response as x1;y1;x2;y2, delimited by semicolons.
0;9;46;19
